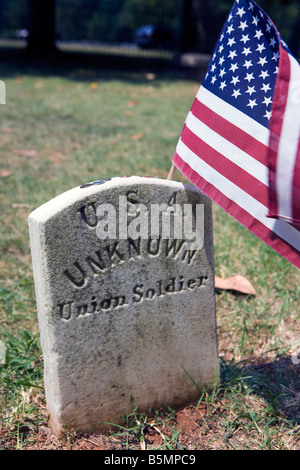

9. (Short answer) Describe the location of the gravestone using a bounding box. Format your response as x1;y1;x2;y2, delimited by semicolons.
28;176;218;435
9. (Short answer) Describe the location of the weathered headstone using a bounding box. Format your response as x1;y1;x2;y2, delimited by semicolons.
28;176;218;435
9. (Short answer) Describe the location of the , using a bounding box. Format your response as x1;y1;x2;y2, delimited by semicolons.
173;0;300;270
